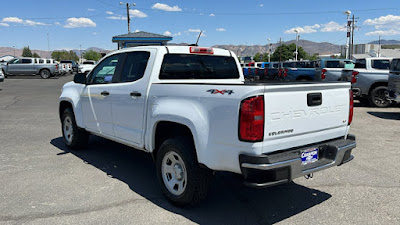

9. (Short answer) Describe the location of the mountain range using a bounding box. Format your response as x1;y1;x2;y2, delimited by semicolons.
0;39;399;58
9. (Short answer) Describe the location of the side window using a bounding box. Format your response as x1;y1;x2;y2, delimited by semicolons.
326;61;340;68
21;59;32;64
11;59;21;64
390;59;400;71
90;54;121;84
355;59;366;69
120;51;150;82
372;60;390;70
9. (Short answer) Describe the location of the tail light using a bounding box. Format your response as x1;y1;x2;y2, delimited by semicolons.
264;68;268;76
63;64;65;68
348;90;354;125
278;69;282;77
55;64;58;70
321;69;327;80
351;71;359;84
255;68;259;75
239;96;264;142
284;69;288;77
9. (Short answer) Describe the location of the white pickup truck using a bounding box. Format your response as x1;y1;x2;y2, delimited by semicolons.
59;46;356;206
78;60;96;74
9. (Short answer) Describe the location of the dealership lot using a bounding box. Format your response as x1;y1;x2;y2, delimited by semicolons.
0;76;399;225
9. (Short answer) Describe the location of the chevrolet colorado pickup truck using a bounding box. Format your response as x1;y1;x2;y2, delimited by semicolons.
59;46;356;206
2;57;58;78
341;57;392;107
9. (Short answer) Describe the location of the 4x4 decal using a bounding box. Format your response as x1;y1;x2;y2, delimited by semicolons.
207;89;234;95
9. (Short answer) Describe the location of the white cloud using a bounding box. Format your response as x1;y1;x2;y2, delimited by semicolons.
364;15;400;29
260;4;264;7
0;22;9;27
216;28;226;32
174;32;182;36
2;17;48;26
134;29;140;32
54;22;61;25
107;16;127;20
129;9;148;18
92;32;97;35
106;11;113;15
25;20;48;26
285;24;320;34
152;3;182;12
188;29;201;33
365;29;400;36
2;17;24;23
164;31;172;36
209;13;215;17
88;8;96;12
64;17;96;28
363;15;400;36
320;21;346;32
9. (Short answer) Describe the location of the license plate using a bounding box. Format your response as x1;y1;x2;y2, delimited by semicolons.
301;147;319;165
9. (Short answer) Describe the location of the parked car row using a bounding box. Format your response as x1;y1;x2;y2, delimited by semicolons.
0;57;97;79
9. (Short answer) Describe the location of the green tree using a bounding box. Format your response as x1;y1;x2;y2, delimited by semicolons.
51;51;79;62
82;50;102;61
271;43;307;61
32;52;41;58
22;46;33;57
253;52;263;62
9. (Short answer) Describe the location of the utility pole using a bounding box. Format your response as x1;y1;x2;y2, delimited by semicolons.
350;14;355;59
120;2;136;33
344;10;351;59
79;45;82;63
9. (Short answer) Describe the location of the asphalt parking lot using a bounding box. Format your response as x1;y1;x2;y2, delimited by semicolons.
0;76;399;225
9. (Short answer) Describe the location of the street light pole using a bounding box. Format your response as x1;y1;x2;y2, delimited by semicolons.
120;2;136;33
294;29;299;61
344;10;351;59
13;46;15;56
267;38;271;63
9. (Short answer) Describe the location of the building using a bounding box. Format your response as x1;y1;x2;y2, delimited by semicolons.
112;31;172;49
341;43;400;59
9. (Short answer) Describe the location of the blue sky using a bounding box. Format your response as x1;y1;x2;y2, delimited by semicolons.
1;0;400;50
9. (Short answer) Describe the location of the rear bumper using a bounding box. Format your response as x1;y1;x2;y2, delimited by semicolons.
239;135;356;188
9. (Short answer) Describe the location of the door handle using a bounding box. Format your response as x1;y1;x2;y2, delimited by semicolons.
101;91;110;96
130;92;142;97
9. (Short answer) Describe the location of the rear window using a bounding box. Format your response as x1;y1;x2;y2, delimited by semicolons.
46;59;51;63
83;61;95;65
159;54;239;79
355;59;366;69
372;59;390;70
60;60;72;63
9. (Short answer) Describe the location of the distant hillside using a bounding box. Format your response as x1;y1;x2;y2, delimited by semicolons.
213;40;341;57
369;39;400;45
0;47;111;58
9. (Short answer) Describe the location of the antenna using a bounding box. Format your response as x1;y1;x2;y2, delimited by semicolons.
195;31;203;46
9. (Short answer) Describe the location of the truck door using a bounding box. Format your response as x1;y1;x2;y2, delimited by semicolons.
6;58;22;75
111;50;155;146
81;53;123;136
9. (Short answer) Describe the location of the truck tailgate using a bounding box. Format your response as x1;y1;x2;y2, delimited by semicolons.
262;82;350;153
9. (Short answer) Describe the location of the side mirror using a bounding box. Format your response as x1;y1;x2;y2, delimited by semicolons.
74;73;87;84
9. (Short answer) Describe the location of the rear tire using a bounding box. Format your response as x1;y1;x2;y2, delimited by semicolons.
368;86;391;108
156;136;212;206
61;108;89;149
39;69;51;79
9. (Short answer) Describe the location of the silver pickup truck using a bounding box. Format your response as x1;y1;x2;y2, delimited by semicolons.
341;57;392;107
1;57;59;79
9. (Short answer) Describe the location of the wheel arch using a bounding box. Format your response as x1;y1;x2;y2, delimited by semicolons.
368;82;388;95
